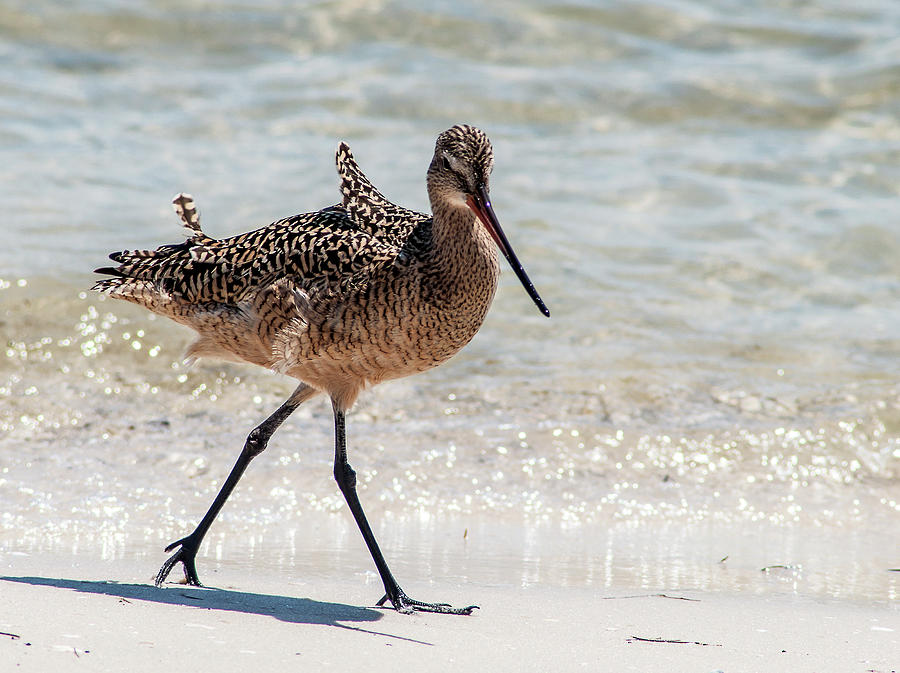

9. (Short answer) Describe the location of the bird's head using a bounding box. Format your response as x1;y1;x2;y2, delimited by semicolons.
428;125;549;318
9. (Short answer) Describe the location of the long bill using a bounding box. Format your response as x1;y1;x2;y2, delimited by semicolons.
467;184;550;317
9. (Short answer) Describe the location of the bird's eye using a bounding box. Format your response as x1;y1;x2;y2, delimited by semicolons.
441;156;452;171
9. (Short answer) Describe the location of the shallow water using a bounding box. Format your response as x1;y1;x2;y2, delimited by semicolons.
1;1;898;602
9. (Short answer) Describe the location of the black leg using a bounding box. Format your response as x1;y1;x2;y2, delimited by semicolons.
155;384;316;587
331;400;478;615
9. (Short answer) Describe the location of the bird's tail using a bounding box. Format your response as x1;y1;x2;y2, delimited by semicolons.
91;193;218;309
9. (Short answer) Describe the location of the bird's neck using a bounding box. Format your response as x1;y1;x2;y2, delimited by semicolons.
426;203;500;316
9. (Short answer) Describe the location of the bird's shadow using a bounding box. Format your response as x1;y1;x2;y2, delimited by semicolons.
0;575;432;645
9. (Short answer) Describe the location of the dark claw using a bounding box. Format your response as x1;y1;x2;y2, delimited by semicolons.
154;535;202;587
376;589;479;615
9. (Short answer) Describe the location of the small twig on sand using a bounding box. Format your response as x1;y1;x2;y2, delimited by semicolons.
761;564;798;572
602;593;700;602
0;631;20;640
628;635;722;647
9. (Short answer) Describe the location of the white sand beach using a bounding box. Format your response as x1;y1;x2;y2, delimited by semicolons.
2;549;897;673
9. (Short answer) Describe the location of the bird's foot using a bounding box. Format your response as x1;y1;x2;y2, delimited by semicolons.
154;534;202;587
376;587;479;615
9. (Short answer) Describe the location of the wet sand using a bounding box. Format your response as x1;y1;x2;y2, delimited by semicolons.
2;551;897;673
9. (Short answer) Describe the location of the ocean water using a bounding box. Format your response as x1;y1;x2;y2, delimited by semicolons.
1;1;898;603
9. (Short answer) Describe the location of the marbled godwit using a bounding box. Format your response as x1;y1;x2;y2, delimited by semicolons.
93;125;549;615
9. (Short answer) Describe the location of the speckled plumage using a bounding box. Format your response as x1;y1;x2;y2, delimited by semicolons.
92;126;547;615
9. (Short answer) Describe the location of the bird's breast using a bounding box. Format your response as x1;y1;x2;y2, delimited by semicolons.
272;246;500;388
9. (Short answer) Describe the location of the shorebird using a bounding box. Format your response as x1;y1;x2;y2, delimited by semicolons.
93;124;549;615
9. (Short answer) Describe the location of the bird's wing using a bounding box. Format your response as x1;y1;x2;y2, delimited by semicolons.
93;195;403;304
336;142;432;249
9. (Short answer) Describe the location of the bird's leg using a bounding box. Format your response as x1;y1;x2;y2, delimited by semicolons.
331;401;478;615
155;384;316;587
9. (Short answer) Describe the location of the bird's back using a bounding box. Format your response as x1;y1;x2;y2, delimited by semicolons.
94;143;430;308
95;205;394;303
